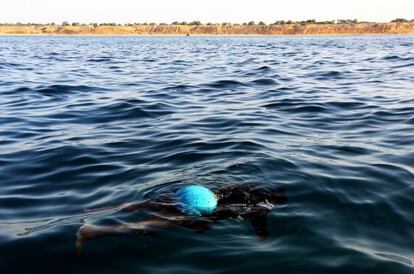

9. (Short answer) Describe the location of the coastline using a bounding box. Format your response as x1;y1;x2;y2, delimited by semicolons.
1;23;414;36
1;33;414;37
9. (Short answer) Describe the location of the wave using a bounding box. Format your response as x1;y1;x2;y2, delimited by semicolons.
0;35;413;274
204;80;247;89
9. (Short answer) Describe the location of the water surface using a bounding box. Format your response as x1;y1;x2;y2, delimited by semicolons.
0;36;413;274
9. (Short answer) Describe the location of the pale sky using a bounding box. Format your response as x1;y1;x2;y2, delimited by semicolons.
1;0;413;24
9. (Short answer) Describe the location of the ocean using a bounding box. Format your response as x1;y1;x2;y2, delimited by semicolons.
0;35;413;274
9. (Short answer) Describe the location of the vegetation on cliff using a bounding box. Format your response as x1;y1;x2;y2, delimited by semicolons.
1;19;413;35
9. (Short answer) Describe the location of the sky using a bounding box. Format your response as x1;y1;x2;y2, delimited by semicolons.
1;0;413;24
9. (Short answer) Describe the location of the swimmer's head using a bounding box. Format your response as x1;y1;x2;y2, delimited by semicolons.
176;185;218;216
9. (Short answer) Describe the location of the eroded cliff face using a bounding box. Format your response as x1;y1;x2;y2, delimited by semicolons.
1;23;414;35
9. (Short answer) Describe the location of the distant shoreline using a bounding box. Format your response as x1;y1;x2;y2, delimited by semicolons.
1;23;414;36
2;34;414;38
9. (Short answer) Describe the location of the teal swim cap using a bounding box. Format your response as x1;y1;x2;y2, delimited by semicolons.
176;185;217;216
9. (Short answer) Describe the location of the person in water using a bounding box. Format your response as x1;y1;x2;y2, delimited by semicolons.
76;184;287;252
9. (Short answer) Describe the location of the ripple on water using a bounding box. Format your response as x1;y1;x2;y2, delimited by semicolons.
0;36;413;274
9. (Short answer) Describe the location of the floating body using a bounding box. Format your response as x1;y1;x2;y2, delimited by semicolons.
76;184;287;254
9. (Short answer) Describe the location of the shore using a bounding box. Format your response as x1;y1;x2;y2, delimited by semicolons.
1;23;414;36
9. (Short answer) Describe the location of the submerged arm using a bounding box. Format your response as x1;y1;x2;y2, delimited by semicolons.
249;213;269;240
76;214;212;254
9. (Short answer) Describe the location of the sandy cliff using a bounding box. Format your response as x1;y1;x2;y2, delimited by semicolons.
1;23;414;35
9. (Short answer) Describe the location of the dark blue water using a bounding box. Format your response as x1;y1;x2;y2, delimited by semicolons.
0;36;413;274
